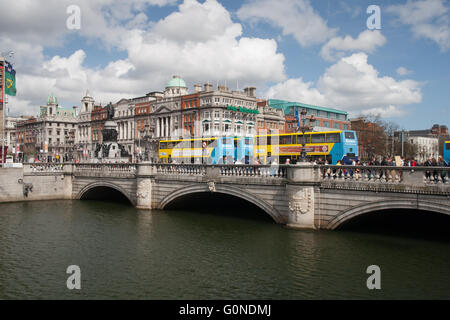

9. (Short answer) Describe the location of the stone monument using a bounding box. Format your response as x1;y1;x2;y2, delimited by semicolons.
94;103;130;162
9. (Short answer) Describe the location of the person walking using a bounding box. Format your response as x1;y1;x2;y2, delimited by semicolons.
424;157;432;181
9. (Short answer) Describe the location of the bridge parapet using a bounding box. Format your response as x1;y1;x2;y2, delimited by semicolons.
151;164;288;178
319;165;450;194
23;163;65;175
74;163;137;178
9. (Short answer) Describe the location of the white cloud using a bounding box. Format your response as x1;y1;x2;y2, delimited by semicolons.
320;30;386;61
396;66;413;76
0;0;177;50
237;0;337;47
265;53;422;118
386;0;450;51
266;78;327;106
3;0;287;117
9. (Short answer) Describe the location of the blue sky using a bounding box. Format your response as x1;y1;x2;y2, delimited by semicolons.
0;0;449;130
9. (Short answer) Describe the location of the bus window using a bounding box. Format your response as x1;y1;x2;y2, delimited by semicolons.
311;134;325;143
257;136;264;146
245;138;252;145
326;133;341;143
296;134;310;144
223;137;233;144
446;142;450;150
267;136;272;146
174;141;184;149
344;131;355;140
160;142;168;149
279;135;292;145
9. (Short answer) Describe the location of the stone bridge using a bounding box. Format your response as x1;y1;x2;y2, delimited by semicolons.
2;163;449;230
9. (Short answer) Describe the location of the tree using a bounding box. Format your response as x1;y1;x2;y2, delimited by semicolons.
351;114;417;160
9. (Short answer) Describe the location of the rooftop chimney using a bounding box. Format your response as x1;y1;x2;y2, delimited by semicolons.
218;85;228;92
244;86;256;97
204;83;213;92
194;84;202;93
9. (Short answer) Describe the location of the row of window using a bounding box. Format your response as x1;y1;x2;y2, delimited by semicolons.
257;133;341;145
201;97;256;107
303;108;347;120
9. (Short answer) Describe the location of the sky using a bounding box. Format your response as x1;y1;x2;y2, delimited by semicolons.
0;0;449;130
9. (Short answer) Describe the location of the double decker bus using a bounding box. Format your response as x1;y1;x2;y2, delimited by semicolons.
254;130;358;164
444;141;450;164
159;136;247;164
158;130;357;165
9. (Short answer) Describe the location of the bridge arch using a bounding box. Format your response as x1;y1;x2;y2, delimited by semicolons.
159;184;284;223
327;199;450;230
76;181;136;205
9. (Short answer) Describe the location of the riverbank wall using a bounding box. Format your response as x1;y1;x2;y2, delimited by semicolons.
0;165;72;203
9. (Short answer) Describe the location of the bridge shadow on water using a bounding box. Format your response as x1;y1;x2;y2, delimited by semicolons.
338;209;450;242
80;186;131;204
165;192;275;223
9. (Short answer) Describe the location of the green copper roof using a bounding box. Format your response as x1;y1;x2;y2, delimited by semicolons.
48;93;58;105
167;76;186;88
268;99;347;116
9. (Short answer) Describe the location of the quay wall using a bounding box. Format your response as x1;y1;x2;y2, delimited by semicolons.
0;166;72;203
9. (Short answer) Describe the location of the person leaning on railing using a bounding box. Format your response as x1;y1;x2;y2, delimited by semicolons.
354;161;361;180
387;157;396;182
437;156;448;183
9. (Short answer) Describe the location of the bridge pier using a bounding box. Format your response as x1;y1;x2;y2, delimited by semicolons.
136;164;154;210
286;164;319;230
286;185;316;230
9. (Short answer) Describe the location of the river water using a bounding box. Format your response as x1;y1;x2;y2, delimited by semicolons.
0;199;450;299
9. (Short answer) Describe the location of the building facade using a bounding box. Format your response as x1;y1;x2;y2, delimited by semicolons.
10;76;354;163
408;135;439;163
16;94;77;162
268;99;350;132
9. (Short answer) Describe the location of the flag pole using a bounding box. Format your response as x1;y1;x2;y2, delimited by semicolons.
1;56;5;164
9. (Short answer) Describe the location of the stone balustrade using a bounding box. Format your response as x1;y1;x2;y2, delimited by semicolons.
218;164;287;178
74;163;137;177
24;163;65;174
151;163;288;178
319;165;450;185
16;162;450;188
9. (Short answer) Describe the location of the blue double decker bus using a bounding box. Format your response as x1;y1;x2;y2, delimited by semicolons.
444;141;450;164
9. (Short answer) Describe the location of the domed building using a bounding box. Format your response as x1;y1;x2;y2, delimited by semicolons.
164;75;188;98
16;93;78;163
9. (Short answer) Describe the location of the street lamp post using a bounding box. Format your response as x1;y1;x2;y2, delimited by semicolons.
298;109;315;162
143;124;150;161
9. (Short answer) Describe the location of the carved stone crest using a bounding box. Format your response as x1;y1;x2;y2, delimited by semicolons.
137;179;152;199
288;188;313;222
208;181;216;192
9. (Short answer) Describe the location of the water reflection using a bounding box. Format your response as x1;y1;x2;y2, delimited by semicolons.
0;200;450;299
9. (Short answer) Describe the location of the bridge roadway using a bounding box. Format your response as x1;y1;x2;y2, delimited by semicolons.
1;163;449;230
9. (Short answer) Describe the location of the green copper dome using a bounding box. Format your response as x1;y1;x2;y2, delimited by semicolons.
167;75;187;88
48;93;58;105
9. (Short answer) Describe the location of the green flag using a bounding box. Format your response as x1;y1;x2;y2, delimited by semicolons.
5;71;16;96
4;61;16;96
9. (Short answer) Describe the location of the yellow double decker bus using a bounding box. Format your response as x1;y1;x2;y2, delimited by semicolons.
158;130;359;165
254;130;358;164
